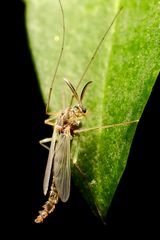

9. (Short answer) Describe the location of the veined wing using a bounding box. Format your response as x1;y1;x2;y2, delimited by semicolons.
54;130;71;202
43;128;58;195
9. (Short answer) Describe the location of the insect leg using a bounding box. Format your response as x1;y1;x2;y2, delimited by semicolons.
46;0;65;114
72;137;102;219
74;120;139;134
39;138;52;151
41;115;57;150
44;115;57;126
72;135;80;165
69;7;123;106
72;135;86;177
47;111;59;116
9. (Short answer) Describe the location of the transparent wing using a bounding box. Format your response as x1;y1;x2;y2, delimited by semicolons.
54;132;71;202
43;129;58;195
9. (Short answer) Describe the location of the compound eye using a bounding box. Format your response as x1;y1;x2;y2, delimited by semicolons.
82;107;86;113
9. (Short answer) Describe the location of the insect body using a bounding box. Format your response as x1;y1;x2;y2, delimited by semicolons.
34;1;138;223
35;80;91;223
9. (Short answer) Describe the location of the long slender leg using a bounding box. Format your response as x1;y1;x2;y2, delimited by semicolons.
44;116;57;126
39;138;52;150
45;0;65;115
72;135;80;165
72;136;101;218
72;119;138;219
72;135;86;177
74;119;139;134
46;111;58;116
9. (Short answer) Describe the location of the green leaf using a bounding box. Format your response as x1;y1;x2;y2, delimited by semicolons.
26;0;160;221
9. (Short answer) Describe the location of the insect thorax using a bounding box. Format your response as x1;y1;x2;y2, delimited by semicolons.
56;105;86;134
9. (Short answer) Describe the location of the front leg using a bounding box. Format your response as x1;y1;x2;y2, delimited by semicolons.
39;138;52;151
44;114;57;126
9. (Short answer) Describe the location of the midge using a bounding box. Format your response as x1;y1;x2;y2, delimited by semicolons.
35;1;138;223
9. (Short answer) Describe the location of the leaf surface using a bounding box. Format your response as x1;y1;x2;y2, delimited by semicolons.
26;0;160;220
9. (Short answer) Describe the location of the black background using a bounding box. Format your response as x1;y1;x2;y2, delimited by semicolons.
11;0;159;237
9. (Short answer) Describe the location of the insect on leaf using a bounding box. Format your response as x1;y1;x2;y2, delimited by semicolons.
26;0;160;221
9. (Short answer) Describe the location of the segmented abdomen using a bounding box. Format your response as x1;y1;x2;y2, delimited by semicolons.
35;178;59;223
